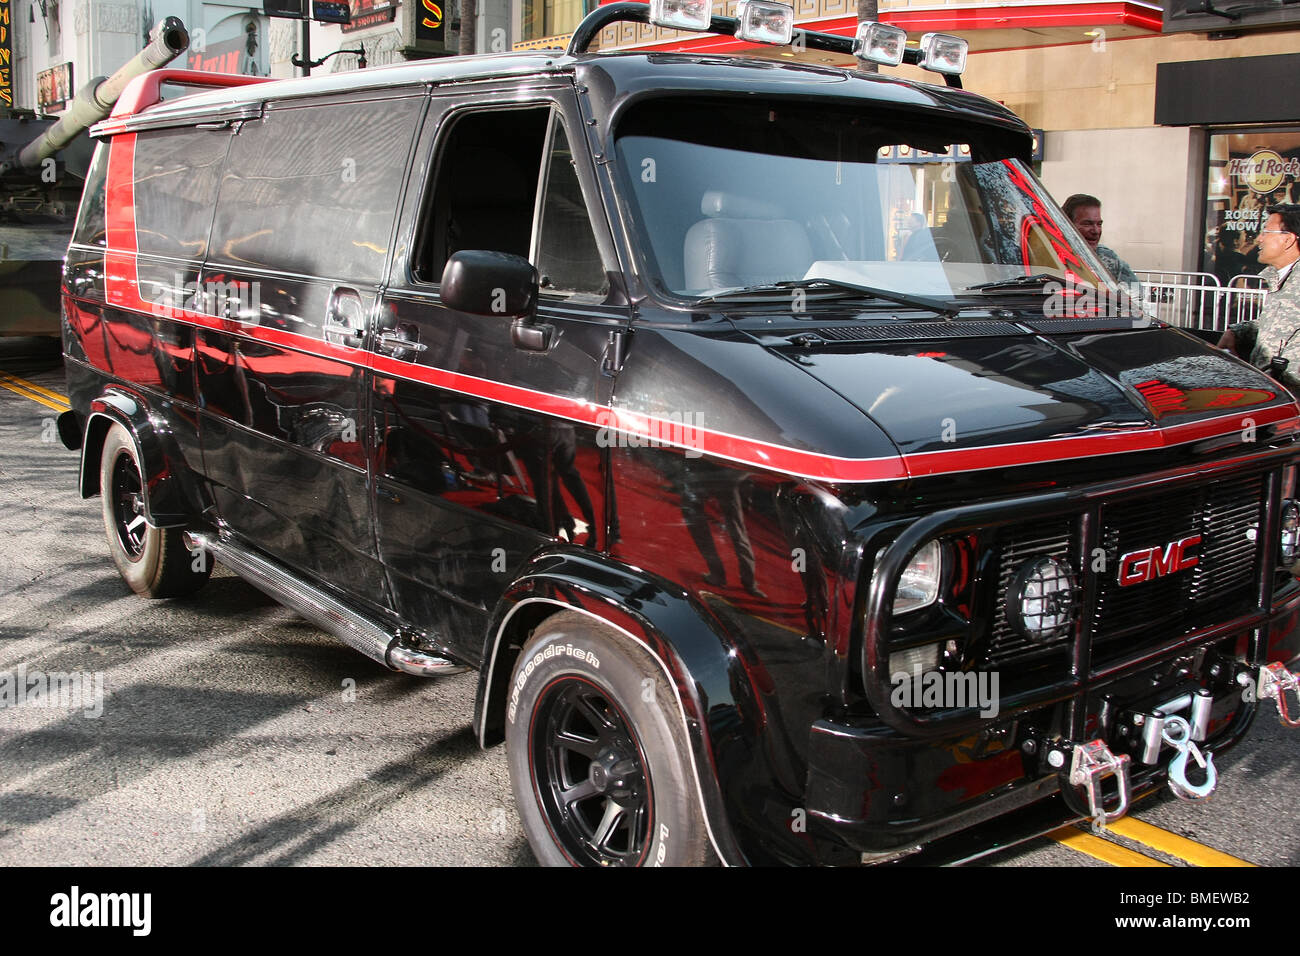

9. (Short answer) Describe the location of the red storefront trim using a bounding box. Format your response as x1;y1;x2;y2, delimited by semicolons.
603;2;1162;55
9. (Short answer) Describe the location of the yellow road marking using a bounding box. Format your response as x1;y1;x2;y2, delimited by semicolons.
1106;817;1255;867
0;372;70;413
1049;826;1171;867
0;372;69;405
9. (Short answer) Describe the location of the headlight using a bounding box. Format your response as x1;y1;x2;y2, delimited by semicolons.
887;538;942;615
1280;500;1299;567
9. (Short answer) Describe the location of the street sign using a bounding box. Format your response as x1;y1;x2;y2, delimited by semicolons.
312;1;351;24
264;0;353;23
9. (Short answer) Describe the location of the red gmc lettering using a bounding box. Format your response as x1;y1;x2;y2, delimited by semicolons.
1118;534;1202;587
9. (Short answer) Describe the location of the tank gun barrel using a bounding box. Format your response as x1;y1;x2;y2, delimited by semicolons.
14;17;189;172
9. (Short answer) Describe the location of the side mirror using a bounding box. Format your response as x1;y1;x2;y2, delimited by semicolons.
440;250;552;351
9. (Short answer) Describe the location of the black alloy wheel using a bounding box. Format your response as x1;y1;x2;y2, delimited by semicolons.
109;450;148;560
506;611;715;867
97;422;212;599
530;676;652;866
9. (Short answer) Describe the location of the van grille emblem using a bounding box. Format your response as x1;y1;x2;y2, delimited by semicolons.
1117;534;1201;587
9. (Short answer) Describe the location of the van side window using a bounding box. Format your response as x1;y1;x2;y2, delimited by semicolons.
535;121;608;296
71;142;110;247
133;127;228;260
415;105;607;296
416;106;551;283
209;97;422;281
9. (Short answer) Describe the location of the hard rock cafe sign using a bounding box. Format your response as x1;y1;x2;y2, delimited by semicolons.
1229;149;1300;195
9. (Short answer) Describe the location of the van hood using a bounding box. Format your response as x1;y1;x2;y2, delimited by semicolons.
760;323;1298;478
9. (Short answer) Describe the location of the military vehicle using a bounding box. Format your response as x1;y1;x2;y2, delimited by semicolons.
0;17;189;336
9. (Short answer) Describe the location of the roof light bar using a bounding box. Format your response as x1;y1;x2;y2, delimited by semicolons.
852;21;907;67
565;3;965;88
649;0;713;32
734;0;794;45
918;32;968;75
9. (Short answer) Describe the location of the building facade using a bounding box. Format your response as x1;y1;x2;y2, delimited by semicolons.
6;0;270;112
0;0;512;114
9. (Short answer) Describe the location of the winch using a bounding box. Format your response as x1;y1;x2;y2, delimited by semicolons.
1116;687;1218;804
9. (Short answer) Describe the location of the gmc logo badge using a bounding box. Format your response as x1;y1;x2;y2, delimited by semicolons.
1117;534;1202;587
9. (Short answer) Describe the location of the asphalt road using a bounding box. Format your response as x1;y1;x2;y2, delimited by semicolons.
2;336;1297;870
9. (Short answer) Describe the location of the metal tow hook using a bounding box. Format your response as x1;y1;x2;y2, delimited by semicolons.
1256;662;1300;728
1162;715;1217;802
1068;739;1131;834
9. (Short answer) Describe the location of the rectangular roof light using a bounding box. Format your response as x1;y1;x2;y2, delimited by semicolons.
852;21;907;67
918;32;968;75
650;0;713;32
734;1;795;45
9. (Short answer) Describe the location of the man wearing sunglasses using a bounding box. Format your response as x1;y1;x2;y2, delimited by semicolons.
1219;204;1300;391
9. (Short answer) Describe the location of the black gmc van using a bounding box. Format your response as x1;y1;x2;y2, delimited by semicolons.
58;1;1300;866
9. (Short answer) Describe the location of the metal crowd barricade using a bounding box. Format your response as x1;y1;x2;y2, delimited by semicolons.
1223;273;1269;328
1134;270;1270;333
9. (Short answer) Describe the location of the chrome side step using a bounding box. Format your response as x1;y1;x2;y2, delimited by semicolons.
185;531;467;677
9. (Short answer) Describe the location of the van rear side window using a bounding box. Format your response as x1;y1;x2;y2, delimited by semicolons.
208;97;422;282
133;127;228;261
71;142;110;248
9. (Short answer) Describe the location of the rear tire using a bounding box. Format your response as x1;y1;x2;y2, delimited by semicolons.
505;611;715;867
99;422;210;599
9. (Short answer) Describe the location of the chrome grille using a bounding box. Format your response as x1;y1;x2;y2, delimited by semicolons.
1093;473;1263;652
986;473;1266;668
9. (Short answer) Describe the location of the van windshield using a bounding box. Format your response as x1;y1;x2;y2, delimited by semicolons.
613;97;1112;305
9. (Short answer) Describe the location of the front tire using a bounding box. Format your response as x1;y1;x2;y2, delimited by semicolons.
98;422;210;599
506;612;715;867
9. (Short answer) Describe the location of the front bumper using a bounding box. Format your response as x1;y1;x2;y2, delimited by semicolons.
805;593;1300;860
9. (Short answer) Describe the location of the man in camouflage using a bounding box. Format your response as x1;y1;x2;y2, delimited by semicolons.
1063;193;1140;286
1219;204;1300;393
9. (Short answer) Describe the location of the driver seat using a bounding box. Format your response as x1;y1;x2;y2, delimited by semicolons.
684;191;814;291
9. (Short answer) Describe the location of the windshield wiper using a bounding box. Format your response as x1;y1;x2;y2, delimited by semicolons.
695;278;956;318
965;273;1068;294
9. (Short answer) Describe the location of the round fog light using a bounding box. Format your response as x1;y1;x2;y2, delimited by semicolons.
1008;555;1075;642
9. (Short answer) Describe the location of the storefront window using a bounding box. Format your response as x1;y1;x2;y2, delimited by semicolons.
521;0;596;41
1202;129;1300;285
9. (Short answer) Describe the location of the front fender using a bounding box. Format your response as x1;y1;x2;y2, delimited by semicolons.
475;548;776;866
79;387;206;527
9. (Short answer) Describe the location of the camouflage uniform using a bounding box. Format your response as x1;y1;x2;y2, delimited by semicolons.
1096;244;1139;287
1244;263;1300;391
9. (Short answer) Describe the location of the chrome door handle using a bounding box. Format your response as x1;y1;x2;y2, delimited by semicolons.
377;332;426;355
325;287;365;344
323;322;362;339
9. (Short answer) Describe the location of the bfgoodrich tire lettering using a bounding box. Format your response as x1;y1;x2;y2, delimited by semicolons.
98;422;210;599
506;611;714;867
